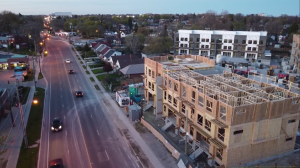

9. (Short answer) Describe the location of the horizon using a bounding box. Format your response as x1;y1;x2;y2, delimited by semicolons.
0;0;299;16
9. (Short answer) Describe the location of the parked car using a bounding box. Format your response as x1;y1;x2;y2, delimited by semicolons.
69;70;74;74
66;59;70;63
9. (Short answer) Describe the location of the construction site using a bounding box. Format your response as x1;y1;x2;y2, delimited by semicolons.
143;55;300;167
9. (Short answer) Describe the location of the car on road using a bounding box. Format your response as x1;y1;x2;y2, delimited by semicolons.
66;59;70;63
51;118;62;132
69;70;74;74
49;158;63;168
75;91;83;97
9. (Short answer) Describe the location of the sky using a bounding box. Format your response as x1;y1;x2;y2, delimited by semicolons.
0;0;299;16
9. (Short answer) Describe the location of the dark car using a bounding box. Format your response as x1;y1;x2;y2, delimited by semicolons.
69;70;74;74
49;158;63;168
75;91;83;97
51;118;62;132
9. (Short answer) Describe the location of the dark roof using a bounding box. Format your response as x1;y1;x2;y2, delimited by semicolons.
118;58;144;69
100;47;110;56
104;49;116;58
111;54;140;63
120;64;144;75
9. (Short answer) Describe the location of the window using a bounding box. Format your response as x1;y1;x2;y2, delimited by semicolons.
223;46;227;50
233;130;243;135
152;71;154;78
247;47;251;51
218;128;225;142
148;69;151;76
211;39;215;42
234;39;238;43
197;114;203;126
248;40;252;44
211;44;215;49
164;77;167;86
228;46;232;50
205;45;209;48
201;38;205;42
241;53;245;56
185;38;188;41
211;51;215;56
190;37;193;41
242;40;246;44
195;50;199;54
169;80;172;88
252;47;257;51
229;39;232;43
286;137;293;141
288;119;296;123
201;45;204;48
233;52;237;56
220;106;226;121
168;94;172;103
152;83;154;91
181;120;185;129
191;91;196;103
164;91;167;100
176;37;179;41
258;54;262;57
196;44;200;48
206;39;209;42
145;67;147;75
259;47;263;52
259;40;263;45
174;83;178;91
181;37;184;41
206;100;212;112
163;105;166;112
205;119;211;132
182;86;186;97
173;98;177;107
180;44;183;47
216;149;223;161
148;82;151;89
190;126;194;136
182;104;186;113
145;79;147;86
253;40;257;44
224;39;228;43
241;46;245;51
196;38;200;42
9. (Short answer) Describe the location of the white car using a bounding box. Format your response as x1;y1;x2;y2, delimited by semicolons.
66;59;70;63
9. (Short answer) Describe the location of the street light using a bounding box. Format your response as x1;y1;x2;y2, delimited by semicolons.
33;100;38;104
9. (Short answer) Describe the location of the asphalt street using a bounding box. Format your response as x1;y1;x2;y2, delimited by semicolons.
38;36;140;168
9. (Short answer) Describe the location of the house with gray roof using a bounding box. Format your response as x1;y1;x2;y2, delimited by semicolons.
119;63;144;78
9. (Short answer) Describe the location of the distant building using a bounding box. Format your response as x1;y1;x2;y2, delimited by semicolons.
257;13;266;17
174;30;268;59
52;12;72;17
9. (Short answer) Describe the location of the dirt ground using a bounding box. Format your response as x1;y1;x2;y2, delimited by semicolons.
257;151;300;167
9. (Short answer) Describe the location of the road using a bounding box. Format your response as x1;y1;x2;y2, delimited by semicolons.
38;36;140;168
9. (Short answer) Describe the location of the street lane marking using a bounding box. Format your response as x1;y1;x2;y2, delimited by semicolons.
97;130;100;136
77;80;78;82
105;150;109;160
90;114;92;118
61;95;62;98
68;150;69;154
62;104;64;107
60;82;61;84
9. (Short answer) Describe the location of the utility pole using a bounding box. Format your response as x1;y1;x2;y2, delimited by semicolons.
185;109;188;155
15;80;28;148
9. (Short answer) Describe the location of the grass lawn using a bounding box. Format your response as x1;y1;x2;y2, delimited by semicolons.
90;77;95;82
21;87;31;105
86;71;90;74
16;87;45;168
77;57;81;60
82;65;86;69
91;69;104;74
94;85;100;90
96;73;121;81
38;72;43;79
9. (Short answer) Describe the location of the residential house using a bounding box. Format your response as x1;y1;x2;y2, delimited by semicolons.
103;49;122;62
0;37;8;48
119;24;130;34
120;63;144;79
110;54;139;68
99;47;110;59
290;34;300;74
115;58;144;70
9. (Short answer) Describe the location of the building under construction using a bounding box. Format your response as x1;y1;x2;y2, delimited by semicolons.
143;55;300;167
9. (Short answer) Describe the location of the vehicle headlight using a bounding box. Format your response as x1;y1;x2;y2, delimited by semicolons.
59;126;62;129
51;127;54;130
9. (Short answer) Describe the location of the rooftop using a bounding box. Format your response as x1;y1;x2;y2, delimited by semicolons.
178;30;268;36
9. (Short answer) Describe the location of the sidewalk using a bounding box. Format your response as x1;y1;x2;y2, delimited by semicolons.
72;47;166;168
0;57;46;168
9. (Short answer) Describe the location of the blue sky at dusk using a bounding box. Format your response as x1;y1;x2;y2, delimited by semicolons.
0;0;299;16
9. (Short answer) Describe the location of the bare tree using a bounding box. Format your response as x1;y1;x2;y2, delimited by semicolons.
124;34;141;54
200;10;217;30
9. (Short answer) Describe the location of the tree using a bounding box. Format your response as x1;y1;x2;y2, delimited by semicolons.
143;36;173;55
289;21;299;34
134;23;138;33
103;64;113;74
128;17;133;32
137;27;149;36
124;34;143;54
